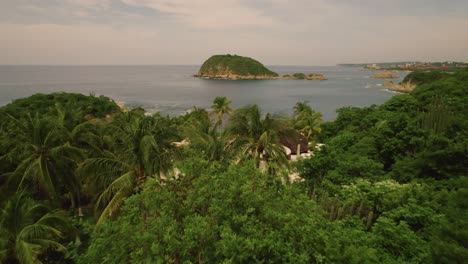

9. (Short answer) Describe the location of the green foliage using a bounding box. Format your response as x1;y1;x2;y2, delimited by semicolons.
428;177;468;263
296;67;468;262
198;54;278;77
402;70;450;85
0;93;119;121
380;94;418;113
420;96;453;134
411;77;467;115
228;104;289;172
78;162;326;263
372;217;429;262
292;72;306;79
293;101;323;141
1;65;467;263
77;111;180;224
3;114;85;203
0;192;69;264
210;96;232;127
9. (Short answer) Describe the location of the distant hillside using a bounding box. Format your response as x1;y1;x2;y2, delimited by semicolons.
338;62;418;67
339;61;468;70
195;54;279;79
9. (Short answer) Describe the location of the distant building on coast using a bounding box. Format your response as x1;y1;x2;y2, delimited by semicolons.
365;63;381;70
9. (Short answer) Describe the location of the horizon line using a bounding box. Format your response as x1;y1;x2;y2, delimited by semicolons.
0;64;340;67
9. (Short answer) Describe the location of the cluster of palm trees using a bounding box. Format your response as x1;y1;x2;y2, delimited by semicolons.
0;192;68;263
0;96;322;263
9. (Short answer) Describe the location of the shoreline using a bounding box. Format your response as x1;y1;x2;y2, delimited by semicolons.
194;74;328;81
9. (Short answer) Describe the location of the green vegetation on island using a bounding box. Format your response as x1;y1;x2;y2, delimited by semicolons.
0;68;467;263
284;73;327;80
195;54;279;79
371;71;399;79
385;68;468;93
293;72;306;79
195;54;328;81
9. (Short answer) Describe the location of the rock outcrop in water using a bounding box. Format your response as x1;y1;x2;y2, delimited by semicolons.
305;74;327;80
282;73;327;80
372;71;398;79
384;81;394;88
387;82;417;93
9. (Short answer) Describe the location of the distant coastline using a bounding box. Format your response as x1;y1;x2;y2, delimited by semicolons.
194;74;327;81
0;64;397;121
339;61;468;71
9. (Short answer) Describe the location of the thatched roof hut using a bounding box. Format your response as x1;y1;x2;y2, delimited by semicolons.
279;129;308;155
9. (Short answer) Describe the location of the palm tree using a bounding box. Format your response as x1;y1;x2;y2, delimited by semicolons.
181;107;211;135
293;101;322;141
78;112;179;224
178;107;238;165
228;105;289;172
5;114;84;202
210;96;232;128
293;101;311;115
187;124;237;164
0;192;68;264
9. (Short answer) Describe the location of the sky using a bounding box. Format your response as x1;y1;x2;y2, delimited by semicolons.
0;0;467;65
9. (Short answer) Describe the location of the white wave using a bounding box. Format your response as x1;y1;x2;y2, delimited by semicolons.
381;89;399;94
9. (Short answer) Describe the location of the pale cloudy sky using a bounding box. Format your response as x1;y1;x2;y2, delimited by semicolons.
1;0;467;65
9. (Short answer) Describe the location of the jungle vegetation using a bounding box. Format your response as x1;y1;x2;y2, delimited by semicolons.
0;69;467;263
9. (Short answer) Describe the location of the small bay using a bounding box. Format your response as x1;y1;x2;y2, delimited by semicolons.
0;65;406;120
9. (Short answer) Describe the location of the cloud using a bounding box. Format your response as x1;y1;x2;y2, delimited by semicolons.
0;0;163;26
0;0;467;64
327;0;468;17
121;0;275;29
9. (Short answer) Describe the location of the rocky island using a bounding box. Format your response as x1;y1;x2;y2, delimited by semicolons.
371;71;399;79
194;54;279;79
194;54;327;80
283;73;327;80
384;81;417;93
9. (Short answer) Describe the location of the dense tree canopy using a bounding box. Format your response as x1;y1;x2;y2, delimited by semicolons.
0;69;466;263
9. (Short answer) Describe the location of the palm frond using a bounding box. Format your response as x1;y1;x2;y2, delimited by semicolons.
35;211;69;229
18;224;63;241
30;238;67;253
78;158;130;182
16;240;40;264
50;143;86;163
0;248;8;263
17;160;42;194
38;156;56;198
1;189;68;263
95;171;135;217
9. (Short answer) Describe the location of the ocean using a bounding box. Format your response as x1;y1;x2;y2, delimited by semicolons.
0;65;406;120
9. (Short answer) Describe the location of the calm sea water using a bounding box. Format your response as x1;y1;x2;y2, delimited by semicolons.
0;65;406;120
